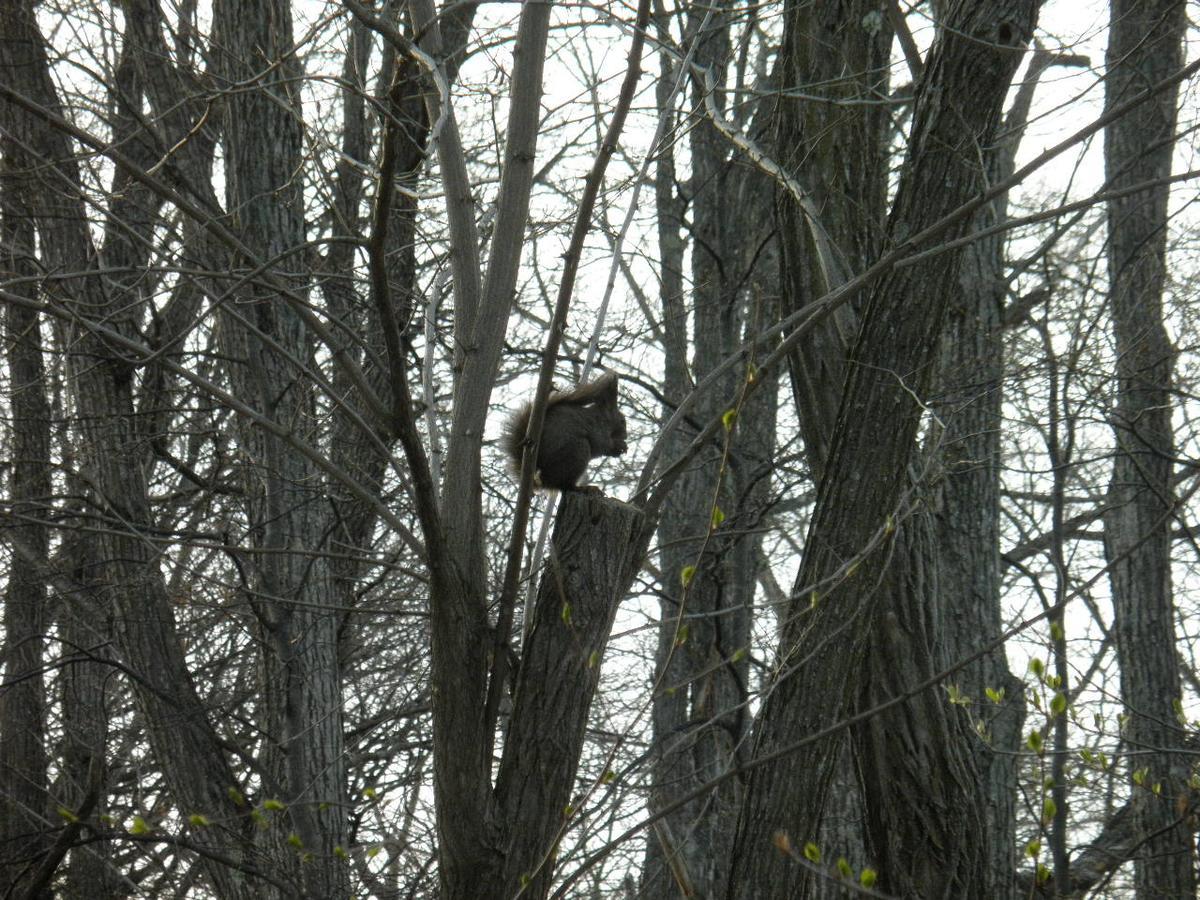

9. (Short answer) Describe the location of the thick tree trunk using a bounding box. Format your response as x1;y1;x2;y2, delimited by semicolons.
776;0;892;479
855;513;993;897
210;1;349;894
56;532;122;900
771;4;892;886
0;157;51;900
726;3;1039;896
926;41;1073;900
934;257;1027;898
494;494;644;899
1103;1;1194;895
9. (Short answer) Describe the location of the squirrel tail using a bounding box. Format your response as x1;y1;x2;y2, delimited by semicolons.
544;372;618;406
503;402;533;470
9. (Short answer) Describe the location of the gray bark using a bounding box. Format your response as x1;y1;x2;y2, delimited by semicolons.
771;3;892;885
56;532;123;899
927;42;1075;900
210;0;349;893
642;18;692;895
642;3;775;896
494;494;644;899
0;136;51;900
727;3;1039;896
775;0;892;481
426;0;554;891
1103;0;1195;895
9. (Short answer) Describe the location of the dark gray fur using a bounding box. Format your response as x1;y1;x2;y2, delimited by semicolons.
503;373;627;491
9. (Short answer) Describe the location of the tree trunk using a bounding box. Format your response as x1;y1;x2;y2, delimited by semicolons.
727;3;1039;896
0;3;259;895
642;17;694;896
0;146;51;900
494;494;644;899
210;1;349;893
1103;0;1194;895
775;0;892;480
56;535;123;899
855;513;992;897
771;3;892;887
642;3;776;896
925;40;1073;900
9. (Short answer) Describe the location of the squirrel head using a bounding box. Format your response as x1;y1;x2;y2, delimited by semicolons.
593;374;627;457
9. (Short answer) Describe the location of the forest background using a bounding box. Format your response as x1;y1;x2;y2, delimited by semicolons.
1;0;1199;897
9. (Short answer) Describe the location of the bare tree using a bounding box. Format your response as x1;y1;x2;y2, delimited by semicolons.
641;2;777;896
1;0;1199;897
1103;0;1195;895
0;101;52;899
727;3;1040;896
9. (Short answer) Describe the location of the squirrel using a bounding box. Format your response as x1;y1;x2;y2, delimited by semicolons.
503;373;627;491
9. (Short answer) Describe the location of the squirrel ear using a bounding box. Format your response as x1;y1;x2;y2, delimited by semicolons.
600;373;618;397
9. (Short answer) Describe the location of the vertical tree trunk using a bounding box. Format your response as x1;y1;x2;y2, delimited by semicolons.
210;1;349;893
428;1;553;887
855;514;992;897
643;3;773;895
1103;1;1194;895
727;3;1039;896
934;233;1027;898
771;3;892;885
56;532;121;899
494;495;644;899
0;5;258;896
0;151;51;900
643;18;697;894
775;0;892;477
925;41;1073;900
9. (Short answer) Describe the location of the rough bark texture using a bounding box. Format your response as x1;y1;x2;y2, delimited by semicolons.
856;513;992;897
927;41;1071;900
934;216;1027;899
55;527;122;900
642;3;775;896
726;3;1039;897
494;494;644;899
0;137;51;900
1103;1;1195;895
771;3;892;886
776;0;892;480
210;1;350;893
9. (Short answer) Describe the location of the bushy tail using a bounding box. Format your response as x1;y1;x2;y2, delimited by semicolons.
503;402;533;471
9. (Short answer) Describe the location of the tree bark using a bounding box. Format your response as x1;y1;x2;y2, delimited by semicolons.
1103;0;1194;895
771;3;892;886
210;0;350;893
55;530;123;900
0;133;51;900
642;2;774;896
926;41;1074;900
0;6;258;897
726;3;1039;896
776;0;892;481
428;0;555;888
494;494;644;899
642;19;697;895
